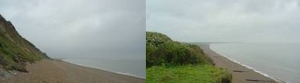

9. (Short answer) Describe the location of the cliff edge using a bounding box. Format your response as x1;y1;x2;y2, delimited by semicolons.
0;14;49;72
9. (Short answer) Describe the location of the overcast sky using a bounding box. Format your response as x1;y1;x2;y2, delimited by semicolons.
147;0;300;43
0;0;145;59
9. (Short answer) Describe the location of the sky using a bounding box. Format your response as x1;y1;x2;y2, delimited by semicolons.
147;0;300;43
0;0;145;59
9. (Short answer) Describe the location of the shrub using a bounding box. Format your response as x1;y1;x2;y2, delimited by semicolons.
146;32;214;67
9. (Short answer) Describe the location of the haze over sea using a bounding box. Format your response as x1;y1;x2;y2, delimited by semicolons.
210;43;300;83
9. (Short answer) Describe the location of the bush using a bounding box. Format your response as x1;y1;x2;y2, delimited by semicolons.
146;32;214;67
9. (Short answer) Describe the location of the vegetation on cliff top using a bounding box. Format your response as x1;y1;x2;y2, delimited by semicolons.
146;32;213;67
146;32;231;83
0;14;49;72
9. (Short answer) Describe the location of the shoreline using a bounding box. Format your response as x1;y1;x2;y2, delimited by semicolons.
0;59;145;83
199;44;284;83
61;59;146;79
211;52;279;81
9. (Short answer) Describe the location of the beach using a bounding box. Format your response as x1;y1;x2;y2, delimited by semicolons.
199;44;283;83
0;59;145;83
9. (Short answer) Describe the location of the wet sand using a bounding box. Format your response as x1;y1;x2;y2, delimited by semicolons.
0;59;145;83
199;44;284;83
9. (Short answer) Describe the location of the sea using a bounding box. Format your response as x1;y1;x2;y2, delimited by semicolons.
62;58;146;78
210;43;300;83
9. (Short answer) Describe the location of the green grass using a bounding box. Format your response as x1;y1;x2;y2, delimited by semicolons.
146;32;232;83
147;64;232;83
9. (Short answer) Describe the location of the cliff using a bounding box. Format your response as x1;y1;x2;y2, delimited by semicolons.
0;14;49;72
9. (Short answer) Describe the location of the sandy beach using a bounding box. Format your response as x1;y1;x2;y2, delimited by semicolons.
199;44;283;83
0;59;145;83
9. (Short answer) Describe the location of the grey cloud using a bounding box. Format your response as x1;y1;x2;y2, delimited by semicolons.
0;0;145;59
147;0;300;43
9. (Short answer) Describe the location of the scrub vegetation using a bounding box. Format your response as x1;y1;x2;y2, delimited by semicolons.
146;32;231;83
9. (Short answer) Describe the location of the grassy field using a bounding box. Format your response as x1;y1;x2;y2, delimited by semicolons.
147;64;231;83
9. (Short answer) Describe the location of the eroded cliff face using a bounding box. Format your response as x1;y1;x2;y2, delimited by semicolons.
0;14;49;72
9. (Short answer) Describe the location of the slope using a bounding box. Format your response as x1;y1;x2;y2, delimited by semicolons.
0;14;49;72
